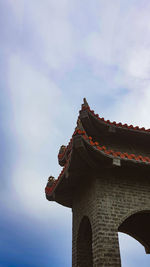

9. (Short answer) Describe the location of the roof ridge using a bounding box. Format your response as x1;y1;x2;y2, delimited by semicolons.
58;114;86;164
81;105;150;133
78;130;150;163
45;129;150;197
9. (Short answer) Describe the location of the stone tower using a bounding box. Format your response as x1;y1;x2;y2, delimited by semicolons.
45;99;150;267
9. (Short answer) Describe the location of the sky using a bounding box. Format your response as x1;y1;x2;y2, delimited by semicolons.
1;0;150;266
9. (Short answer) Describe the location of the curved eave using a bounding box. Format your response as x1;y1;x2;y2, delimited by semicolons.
58;104;150;167
81;106;150;135
45;135;93;207
55;100;150;169
58;140;72;167
45;133;150;207
82;135;150;168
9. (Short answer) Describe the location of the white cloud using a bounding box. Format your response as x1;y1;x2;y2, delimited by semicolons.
29;1;74;70
6;53;69;219
113;86;150;128
9;162;71;222
119;233;150;267
83;1;150;86
8;0;25;25
80;0;150;129
2;3;150;265
127;48;150;78
8;0;76;71
119;233;145;255
8;53;61;151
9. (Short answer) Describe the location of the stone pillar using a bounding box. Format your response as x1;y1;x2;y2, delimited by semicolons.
92;216;121;266
72;170;150;267
72;176;121;267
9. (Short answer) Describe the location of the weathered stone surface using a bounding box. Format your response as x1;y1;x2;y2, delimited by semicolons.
72;169;150;266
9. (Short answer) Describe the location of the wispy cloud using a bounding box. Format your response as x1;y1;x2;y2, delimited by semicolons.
8;0;76;72
81;0;150;130
1;0;150;266
8;54;61;150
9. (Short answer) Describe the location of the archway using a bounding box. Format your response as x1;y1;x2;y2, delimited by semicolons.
119;233;150;267
118;210;150;254
77;216;93;267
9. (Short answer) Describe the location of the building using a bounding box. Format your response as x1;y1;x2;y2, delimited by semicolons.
45;99;150;267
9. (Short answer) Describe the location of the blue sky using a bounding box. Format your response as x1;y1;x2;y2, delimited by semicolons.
1;0;150;266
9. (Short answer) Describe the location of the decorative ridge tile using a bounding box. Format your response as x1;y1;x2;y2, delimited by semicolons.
78;130;150;164
81;105;150;133
45;128;150;196
45;153;71;196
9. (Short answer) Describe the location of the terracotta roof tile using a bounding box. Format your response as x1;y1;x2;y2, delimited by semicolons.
46;128;150;197
46;103;150;197
81;105;150;133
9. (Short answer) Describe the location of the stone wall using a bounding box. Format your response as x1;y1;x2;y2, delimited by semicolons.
72;168;150;267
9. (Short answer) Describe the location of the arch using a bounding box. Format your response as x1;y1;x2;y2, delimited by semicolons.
77;216;93;267
118;209;150;254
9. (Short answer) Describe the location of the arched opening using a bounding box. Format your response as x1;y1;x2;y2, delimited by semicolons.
118;210;150;254
77;216;93;267
119;233;150;267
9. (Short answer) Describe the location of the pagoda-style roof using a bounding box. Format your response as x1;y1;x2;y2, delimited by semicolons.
45;99;150;208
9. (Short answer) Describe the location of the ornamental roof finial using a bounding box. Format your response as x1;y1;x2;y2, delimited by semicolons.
81;98;89;110
75;117;84;131
59;145;66;155
47;176;55;187
83;97;89;107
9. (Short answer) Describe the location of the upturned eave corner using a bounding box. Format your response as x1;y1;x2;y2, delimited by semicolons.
45;98;150;207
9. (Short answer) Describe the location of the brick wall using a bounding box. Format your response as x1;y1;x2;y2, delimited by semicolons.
72;168;150;267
